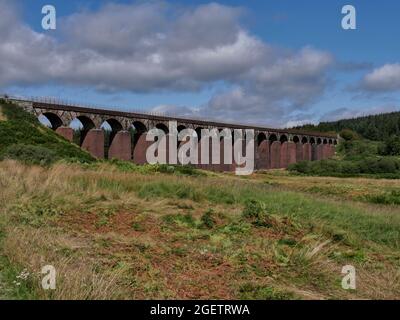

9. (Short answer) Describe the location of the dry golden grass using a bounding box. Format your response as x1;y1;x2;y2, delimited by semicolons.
0;160;399;300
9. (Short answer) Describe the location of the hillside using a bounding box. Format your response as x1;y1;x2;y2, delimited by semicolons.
294;111;400;141
0;99;93;164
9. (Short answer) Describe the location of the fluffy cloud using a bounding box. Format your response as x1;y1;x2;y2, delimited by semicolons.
361;63;400;92
0;1;334;126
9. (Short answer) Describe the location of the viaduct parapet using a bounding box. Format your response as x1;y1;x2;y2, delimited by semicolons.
10;97;338;171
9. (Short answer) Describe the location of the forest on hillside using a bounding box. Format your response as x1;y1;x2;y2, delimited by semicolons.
294;112;400;141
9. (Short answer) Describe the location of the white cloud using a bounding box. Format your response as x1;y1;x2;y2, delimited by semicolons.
0;1;334;126
361;63;400;92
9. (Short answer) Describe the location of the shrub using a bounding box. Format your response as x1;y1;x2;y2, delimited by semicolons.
0;144;59;166
242;199;271;227
339;129;359;141
200;209;216;229
289;157;400;177
379;135;400;156
366;190;400;205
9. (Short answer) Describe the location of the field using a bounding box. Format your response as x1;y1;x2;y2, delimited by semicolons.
0;160;399;300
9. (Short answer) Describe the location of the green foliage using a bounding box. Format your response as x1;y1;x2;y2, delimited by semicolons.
379;135;400;156
290;138;400;178
340;129;359;141
108;159;205;176
162;213;196;228
242;199;272;227
366;190;400;205
0;100;93;163
289;157;400;177
200;209;216;229
294;111;400;141
338;139;381;160
0;144;59;166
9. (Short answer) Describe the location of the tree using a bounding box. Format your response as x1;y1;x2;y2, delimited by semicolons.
380;135;400;156
340;129;358;141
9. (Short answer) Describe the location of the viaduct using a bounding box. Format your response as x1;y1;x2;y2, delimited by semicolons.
11;97;338;171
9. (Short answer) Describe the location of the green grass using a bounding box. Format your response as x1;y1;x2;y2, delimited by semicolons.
134;178;400;249
0;99;93;164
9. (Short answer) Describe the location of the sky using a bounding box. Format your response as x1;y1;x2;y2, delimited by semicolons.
1;0;400;128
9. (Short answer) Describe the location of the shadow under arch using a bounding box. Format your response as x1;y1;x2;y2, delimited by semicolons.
76;115;95;145
40;112;63;130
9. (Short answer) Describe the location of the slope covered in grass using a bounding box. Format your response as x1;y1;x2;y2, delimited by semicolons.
0;99;93;164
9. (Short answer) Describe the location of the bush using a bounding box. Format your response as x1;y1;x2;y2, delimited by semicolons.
0;144;59;166
289;157;400;177
242;199;271;227
200;209;216;229
379;135;400;156
340;129;359;141
367;190;400;205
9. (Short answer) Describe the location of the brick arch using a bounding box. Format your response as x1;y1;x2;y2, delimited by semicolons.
279;134;288;143
155;123;169;134
257;132;267;146
41;112;64;130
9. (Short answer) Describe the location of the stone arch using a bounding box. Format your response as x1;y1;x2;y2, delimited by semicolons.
323;138;328;144
40;112;63;130
280;134;288;143
310;137;316;144
257;132;267;146
103;118;123;144
269;133;278;144
317;138;322;145
292;135;300;144
156;123;169;134
76;115;96;145
301;136;308;144
328;139;333;145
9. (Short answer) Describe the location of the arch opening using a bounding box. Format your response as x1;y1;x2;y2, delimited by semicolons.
257;132;267;146
292;136;300;144
39;112;63;130
310;137;316;145
301;136;308;144
279;134;288;143
156;123;169;134
269;133;278;145
101;118;123;159
72;116;96;145
317;138;322;145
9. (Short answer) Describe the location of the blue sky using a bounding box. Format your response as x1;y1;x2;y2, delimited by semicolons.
2;0;400;127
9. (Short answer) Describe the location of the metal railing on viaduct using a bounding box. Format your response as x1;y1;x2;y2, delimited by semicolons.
6;96;338;171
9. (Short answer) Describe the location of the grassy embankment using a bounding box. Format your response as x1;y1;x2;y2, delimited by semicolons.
0;100;399;300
